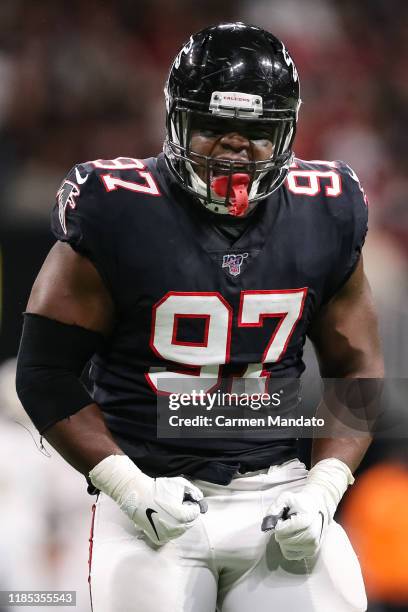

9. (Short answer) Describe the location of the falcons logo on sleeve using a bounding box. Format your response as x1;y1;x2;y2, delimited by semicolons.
56;180;80;235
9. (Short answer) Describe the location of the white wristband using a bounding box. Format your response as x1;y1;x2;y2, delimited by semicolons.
89;454;149;504
305;458;354;520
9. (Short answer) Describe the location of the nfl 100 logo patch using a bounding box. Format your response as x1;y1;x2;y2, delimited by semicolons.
222;252;249;277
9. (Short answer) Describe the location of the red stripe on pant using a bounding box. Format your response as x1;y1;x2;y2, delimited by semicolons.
88;501;97;611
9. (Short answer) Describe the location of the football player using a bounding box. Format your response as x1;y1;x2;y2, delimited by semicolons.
16;23;383;611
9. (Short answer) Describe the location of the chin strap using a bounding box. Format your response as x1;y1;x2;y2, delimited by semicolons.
211;174;250;217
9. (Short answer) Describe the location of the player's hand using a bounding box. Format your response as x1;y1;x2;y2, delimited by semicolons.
89;455;206;545
263;458;355;561
266;489;327;560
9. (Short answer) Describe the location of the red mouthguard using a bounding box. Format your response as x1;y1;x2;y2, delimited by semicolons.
211;173;250;217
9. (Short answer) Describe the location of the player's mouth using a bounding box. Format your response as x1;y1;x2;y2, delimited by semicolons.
210;155;250;177
208;156;252;217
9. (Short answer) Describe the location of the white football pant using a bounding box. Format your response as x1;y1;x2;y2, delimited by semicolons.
89;459;367;611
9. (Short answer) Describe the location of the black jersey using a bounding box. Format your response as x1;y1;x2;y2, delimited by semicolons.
51;155;368;484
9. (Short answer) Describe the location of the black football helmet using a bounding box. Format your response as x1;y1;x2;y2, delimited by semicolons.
164;22;301;216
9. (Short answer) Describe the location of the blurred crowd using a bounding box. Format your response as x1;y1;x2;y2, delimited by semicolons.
0;0;407;241
0;1;407;611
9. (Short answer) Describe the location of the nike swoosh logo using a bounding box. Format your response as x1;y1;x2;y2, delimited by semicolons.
75;168;89;185
146;508;160;540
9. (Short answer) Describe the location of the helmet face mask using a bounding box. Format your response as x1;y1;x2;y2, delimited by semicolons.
164;23;301;216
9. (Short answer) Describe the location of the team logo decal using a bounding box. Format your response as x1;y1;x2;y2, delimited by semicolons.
174;35;194;69
57;180;80;235
281;43;299;82
222;252;248;277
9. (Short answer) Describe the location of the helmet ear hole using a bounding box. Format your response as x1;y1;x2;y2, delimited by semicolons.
164;22;300;213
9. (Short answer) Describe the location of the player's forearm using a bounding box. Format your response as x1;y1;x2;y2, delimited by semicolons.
43;403;124;475
311;367;382;472
311;435;371;472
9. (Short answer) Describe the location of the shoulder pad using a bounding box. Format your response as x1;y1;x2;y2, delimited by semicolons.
289;158;368;206
53;156;160;237
51;156;161;289
288;158;369;299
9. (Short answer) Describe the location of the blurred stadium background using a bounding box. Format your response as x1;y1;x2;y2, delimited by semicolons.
0;1;407;610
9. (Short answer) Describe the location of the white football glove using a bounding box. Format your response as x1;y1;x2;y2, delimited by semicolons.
89;455;206;545
264;458;354;561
